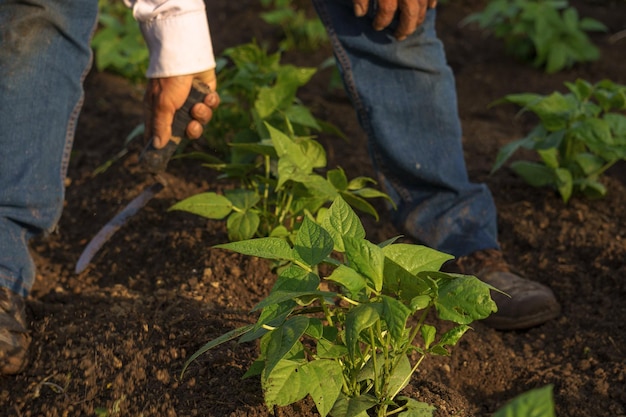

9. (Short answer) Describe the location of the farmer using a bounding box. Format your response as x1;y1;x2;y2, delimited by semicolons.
0;0;560;375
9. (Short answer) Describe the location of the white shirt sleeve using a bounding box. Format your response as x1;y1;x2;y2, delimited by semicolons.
124;0;216;78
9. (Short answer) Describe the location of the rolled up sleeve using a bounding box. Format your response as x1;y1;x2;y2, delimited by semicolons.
124;0;216;78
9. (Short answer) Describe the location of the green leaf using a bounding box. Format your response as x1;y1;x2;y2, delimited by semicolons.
493;385;555;417
329;393;378;417
302;360;344;417
420;324;436;350
215;237;294;261
227;210;260;241
345;303;382;359
511;161;557;188
321;197;366;252
537;148;559;169
225;189;260;210
340;192;380;221
284;104;321;130
273;265;320;292
431;325;471;356
169;192;232;219
263;359;309;408
529;92;576;131
265;316;310;377
396;396;436;417
326;265;367;298
327;168;349;191
293;216;335;267
554;168;574;203
435;275;497;324
383;244;454;275
344;237;385;292
573;153;605;176
381;295;411;343
317;337;349;359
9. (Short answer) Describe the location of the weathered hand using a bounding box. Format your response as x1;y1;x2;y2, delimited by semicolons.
353;0;438;40
144;69;220;149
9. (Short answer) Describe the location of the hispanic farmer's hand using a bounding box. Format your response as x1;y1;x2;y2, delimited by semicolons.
353;0;438;40
144;69;220;149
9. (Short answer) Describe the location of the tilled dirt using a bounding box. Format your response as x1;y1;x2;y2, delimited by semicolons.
2;1;625;416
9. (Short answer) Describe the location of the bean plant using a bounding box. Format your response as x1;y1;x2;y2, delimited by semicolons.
259;0;328;51
463;0;606;73
91;0;148;83
492;78;626;202
171;43;391;241
183;197;497;417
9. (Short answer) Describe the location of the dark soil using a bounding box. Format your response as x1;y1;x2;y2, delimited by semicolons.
2;1;626;416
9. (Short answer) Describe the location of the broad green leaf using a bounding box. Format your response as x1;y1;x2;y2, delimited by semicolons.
511;161;556;188
225;189;260;210
396;396;436;417
267;122;305;159
573;153;605;176
537;148;559;169
265;316;310;377
383;258;429;302
344;237;385;292
329;393;378;417
383;244;454;274
294;216;335;267
388;354;413;396
303;174;339;201
571;118;612;146
381;295;411;343
578;178;606;199
565;79;593;101
284;104;321;130
326;265;367;298
345;303;382;359
215;237;294;261
227;210;260;241
605;113;626;137
340;192;380;221
529;92;576;131
303;360;344;417
273;264;320;292
327;168;349;191
321;197;366;252
169;192;232;219
435;276;496;324
317;337;349;359
263;359;309;408
493;385;555;417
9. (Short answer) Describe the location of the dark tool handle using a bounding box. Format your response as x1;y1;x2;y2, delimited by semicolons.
140;79;212;174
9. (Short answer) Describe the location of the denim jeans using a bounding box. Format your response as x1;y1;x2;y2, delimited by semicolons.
311;0;499;257
0;0;98;296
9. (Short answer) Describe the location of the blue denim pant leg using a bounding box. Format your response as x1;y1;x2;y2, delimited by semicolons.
312;0;499;257
0;1;98;296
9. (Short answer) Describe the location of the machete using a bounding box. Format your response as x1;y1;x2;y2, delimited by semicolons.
74;80;211;274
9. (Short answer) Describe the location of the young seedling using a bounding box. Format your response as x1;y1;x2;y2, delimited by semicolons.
492;78;626;202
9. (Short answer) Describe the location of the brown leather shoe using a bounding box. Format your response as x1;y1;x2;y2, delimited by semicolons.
0;287;30;374
446;249;561;330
